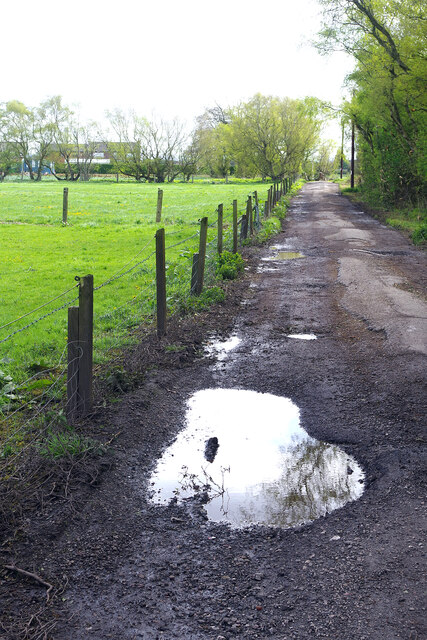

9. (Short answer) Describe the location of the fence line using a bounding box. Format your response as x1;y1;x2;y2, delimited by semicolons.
1;178;295;459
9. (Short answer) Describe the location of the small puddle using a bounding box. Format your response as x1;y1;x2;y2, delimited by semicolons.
276;251;304;260
287;334;317;341
205;335;242;362
148;389;364;529
257;266;279;273
262;251;305;262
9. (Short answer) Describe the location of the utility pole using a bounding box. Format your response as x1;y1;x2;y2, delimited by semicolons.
340;120;344;180
351;120;355;189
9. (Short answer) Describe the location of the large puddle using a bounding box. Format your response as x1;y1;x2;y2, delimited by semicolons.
148;389;365;529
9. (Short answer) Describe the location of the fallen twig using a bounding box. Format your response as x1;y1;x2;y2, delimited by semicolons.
4;565;53;601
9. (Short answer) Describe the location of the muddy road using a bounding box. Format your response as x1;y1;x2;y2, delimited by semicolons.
2;182;426;639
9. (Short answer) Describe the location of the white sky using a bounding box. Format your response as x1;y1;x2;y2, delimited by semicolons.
1;0;353;143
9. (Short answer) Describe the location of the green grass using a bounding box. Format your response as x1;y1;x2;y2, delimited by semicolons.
386;210;427;245
0;181;274;385
338;180;426;245
38;427;105;459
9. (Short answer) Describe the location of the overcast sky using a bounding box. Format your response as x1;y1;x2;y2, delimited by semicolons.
2;0;353;142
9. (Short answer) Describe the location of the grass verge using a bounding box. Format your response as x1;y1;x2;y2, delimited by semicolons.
338;182;426;246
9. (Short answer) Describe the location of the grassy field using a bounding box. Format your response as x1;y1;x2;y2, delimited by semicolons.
0;181;274;388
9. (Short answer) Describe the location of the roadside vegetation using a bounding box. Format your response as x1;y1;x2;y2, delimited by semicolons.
316;0;426;235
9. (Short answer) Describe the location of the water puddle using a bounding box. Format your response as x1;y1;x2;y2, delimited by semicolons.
205;335;242;362
257;266;279;273
148;389;364;529
287;334;317;341
262;250;305;262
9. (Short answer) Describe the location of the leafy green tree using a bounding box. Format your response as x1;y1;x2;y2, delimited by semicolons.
317;0;427;205
43;96;101;181
0;142;17;181
193;108;234;180
225;94;322;180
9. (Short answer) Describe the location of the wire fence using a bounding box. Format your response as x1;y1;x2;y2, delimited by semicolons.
0;178;295;471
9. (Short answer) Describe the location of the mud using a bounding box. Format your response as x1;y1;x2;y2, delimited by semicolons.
1;182;426;639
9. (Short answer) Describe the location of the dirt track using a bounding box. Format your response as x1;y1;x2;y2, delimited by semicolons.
2;182;426;639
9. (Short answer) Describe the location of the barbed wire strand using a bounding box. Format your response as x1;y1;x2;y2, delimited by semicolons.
96;280;156;354
165;231;200;251
0;284;79;333
94;246;157;291
93;234;155;290
96;279;156;320
0;295;80;347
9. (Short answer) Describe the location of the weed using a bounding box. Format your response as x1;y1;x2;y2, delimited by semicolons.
215;251;245;280
0;370;21;411
253;217;281;243
38;429;105;459
104;367;134;393
165;344;186;353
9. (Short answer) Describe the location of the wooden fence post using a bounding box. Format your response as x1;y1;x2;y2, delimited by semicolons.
77;275;93;417
190;253;199;294
62;187;68;224
67;306;79;423
240;214;248;241
156;188;163;223
217;203;223;254
195;217;208;295
155;228;166;338
248;195;253;235
232;199;238;253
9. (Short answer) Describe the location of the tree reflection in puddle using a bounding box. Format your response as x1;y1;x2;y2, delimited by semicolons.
148;389;364;529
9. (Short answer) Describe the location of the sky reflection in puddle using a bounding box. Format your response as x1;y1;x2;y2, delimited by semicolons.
149;389;365;529
287;334;317;340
